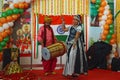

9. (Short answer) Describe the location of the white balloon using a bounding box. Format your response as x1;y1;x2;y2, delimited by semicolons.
105;5;110;10
3;23;9;29
8;22;14;27
112;44;117;48
101;15;107;20
0;27;4;32
25;0;31;3
104;10;109;15
13;0;19;3
9;3;14;9
19;0;25;2
99;20;105;26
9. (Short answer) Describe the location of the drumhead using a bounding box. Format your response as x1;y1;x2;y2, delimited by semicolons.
42;48;50;60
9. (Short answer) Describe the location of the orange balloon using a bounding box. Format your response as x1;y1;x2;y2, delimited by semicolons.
101;1;107;7
1;31;8;38
6;16;13;22
103;30;109;35
0;36;3;42
107;14;113;20
106;19;113;25
114;51;119;57
5;28;11;35
112;34;117;39
0;17;7;24
14;3;19;8
110;39;116;44
91;0;96;4
101;34;106;40
103;24;109;30
98;12;103;17
12;14;18;20
99;7;104;13
19;3;25;9
0;23;2;26
24;2;29;8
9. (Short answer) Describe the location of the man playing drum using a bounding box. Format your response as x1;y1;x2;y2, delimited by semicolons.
38;16;57;76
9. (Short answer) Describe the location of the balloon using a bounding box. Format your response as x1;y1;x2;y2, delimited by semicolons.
12;14;18;20
107;14;113;19
103;30;109;35
25;0;31;3
5;28;11;35
109;29;114;35
112;34;117;39
0;36;3;42
101;34;106;40
101;15;107;20
0;27;4;32
7;9;13;16
0;23;2;26
3;36;9;42
96;0;101;5
98;12;103;17
13;0;19;3
101;1;107;7
99;20;105;26
104;9;111;15
0;17;7;24
9;3;14;9
106;19;113;25
2;12;8;17
95;4;100;9
104;40;109;44
99;7;104;13
110;24;114;30
0;46;2;52
19;3;25;8
0;41;6;47
110;39;116;44
1;31;8;38
14;3;19;8
13;8;19;14
91;0;96;3
107;34;112;40
8;22;14;27
19;9;24;14
3;23;9;29
105;5;110;10
19;0;25;2
103;24;109;30
24;2;29;9
6;16;13;22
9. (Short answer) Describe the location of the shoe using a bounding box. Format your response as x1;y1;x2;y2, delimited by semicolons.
51;72;56;75
44;72;49;76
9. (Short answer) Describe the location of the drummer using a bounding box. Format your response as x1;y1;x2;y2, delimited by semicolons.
38;16;58;76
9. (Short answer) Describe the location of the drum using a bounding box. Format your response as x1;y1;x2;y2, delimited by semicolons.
42;41;67;60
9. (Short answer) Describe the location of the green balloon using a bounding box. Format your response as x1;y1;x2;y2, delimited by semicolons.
106;34;112;40
104;40;109;44
19;9;24;14
3;36;9;42
96;0;101;5
0;46;2;52
109;29;114;35
2;12;7;17
110;24;114;30
7;9;13;16
13;8;19;14
95;4;100;9
0;41;6;47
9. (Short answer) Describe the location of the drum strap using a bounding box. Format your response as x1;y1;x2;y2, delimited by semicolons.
43;25;55;47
